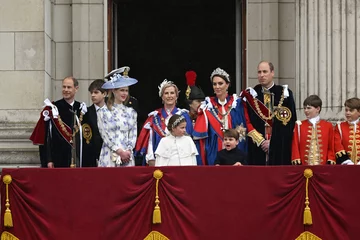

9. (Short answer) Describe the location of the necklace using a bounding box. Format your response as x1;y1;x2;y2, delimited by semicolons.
210;104;233;131
253;89;285;120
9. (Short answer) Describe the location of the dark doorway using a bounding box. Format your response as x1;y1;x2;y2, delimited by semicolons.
111;0;241;127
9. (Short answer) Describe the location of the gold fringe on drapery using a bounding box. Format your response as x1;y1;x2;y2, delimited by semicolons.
2;175;13;228
303;169;313;225
153;169;163;224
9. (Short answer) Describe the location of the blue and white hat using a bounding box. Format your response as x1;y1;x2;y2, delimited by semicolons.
102;66;138;89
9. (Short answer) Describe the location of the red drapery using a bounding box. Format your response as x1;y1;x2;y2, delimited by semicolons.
1;166;359;240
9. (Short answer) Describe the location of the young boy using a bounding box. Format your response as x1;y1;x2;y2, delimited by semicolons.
334;97;360;165
81;79;106;167
291;95;336;165
214;129;247;166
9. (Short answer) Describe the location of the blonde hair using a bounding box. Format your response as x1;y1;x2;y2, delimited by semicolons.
106;87;130;110
160;83;179;98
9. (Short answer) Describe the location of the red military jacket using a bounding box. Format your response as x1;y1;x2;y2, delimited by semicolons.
291;119;336;165
334;121;360;164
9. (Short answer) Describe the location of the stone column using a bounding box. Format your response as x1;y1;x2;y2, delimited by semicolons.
247;0;296;96
71;0;105;103
295;0;360;120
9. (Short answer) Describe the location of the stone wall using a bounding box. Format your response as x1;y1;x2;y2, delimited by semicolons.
0;0;105;168
295;0;360;121
247;0;360;121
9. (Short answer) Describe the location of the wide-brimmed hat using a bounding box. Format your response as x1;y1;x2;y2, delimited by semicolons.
102;66;138;89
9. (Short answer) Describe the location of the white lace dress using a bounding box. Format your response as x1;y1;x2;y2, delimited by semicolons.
97;103;137;167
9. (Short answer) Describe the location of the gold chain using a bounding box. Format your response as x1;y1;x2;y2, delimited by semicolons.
253;89;285;121
57;112;84;137
210;105;233;130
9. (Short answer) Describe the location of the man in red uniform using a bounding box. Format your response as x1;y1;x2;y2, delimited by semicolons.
291;95;336;165
334;97;360;165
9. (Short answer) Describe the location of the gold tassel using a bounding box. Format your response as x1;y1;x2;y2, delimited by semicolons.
303;169;313;225
152;170;163;224
3;175;13;228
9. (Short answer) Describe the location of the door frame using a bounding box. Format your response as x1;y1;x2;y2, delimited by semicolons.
106;0;247;88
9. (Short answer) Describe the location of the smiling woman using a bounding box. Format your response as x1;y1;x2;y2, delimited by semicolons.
135;79;193;166
96;70;138;167
193;68;249;165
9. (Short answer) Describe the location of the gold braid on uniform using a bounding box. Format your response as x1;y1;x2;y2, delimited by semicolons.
292;159;301;165
253;89;285;120
247;130;265;147
335;150;346;157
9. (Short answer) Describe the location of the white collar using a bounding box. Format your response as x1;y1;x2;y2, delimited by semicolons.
308;115;320;127
349;118;360;125
262;82;274;91
95;104;101;111
218;98;227;106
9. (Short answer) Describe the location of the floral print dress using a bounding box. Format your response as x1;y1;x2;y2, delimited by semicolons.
97;103;137;167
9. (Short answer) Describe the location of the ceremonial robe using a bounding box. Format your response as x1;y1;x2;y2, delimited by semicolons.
135;107;193;165
243;84;296;165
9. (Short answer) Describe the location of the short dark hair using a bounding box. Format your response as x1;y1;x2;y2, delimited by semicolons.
88;79;106;93
259;61;274;72
344;97;360;111
167;114;186;132
224;129;239;141
63;76;78;87
303;95;322;112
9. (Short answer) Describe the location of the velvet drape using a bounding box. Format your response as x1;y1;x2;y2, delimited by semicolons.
1;166;358;240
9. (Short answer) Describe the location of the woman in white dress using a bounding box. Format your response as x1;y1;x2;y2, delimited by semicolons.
97;68;138;167
155;114;198;166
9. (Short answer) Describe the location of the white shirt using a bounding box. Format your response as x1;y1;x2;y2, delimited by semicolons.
308;115;320;128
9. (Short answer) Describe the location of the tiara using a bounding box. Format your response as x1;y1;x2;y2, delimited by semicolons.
210;67;230;83
158;79;174;97
172;115;185;129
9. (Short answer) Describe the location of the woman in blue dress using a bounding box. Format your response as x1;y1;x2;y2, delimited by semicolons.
193;67;248;165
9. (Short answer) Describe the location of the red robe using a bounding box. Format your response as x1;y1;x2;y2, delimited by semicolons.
291;119;336;165
334;121;360;164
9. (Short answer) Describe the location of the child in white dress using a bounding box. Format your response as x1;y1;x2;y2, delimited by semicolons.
155;114;198;166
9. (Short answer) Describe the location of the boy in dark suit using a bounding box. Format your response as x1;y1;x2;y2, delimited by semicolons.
82;79;106;167
215;129;247;166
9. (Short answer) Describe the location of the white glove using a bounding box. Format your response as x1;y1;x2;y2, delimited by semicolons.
112;152;122;165
44;98;59;118
342;159;354;165
80;102;88;114
357;161;360;165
